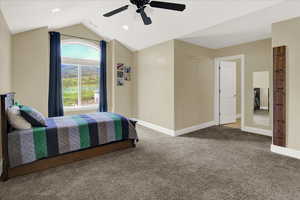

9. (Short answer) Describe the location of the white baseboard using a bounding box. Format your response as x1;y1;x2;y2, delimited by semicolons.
134;119;216;137
135;119;176;136
271;145;300;160
242;126;272;137
175;121;216;136
135;118;272;138
260;106;269;110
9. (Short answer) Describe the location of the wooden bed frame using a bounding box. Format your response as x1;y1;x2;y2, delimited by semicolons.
0;93;136;181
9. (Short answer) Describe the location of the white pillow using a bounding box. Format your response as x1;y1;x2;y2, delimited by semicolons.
7;106;32;130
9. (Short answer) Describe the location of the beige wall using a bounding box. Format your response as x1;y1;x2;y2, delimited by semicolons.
0;8;11;159
12;27;49;116
174;40;215;130
171;39;270;131
133;39;271;131
55;24;105;41
272;17;300;151
214;39;272;130
135;40;175;130
0;9;11;94
111;40;135;118
253;71;269;89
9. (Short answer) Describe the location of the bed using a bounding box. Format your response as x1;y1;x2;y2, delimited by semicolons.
0;93;138;181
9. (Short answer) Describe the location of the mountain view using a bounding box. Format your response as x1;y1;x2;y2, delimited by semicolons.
62;64;100;107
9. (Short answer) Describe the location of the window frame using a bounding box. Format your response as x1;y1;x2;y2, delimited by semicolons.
61;39;100;112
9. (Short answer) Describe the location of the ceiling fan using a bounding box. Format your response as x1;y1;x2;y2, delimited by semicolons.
103;0;186;25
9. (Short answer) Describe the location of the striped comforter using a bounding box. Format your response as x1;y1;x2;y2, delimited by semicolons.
8;112;138;168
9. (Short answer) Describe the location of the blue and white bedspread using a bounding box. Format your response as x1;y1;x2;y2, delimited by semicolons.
8;112;138;168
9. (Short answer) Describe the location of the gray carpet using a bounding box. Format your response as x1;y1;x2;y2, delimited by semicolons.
1;125;300;200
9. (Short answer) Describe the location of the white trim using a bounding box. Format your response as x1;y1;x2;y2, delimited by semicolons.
64;105;98;112
134;119;216;137
62;38;99;51
78;64;82;106
175;121;216;136
62;62;100;110
260;106;269;110
62;57;99;66
214;55;245;130
135;119;176;136
242;126;272;137
271;145;300;160
130;118;139;121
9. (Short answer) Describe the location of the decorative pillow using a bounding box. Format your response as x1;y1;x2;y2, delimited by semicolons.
7;106;32;130
19;105;47;127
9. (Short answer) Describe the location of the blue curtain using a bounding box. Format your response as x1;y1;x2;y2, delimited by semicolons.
48;32;64;117
99;40;108;112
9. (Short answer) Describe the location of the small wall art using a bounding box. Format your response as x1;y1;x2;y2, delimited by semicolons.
116;63;132;86
116;63;124;86
117;63;124;71
117;78;124;86
124;66;131;81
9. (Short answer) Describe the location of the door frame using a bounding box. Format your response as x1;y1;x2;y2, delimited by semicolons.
214;55;245;130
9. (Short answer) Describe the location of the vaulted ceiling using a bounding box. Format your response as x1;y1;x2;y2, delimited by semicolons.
1;0;298;50
180;0;300;49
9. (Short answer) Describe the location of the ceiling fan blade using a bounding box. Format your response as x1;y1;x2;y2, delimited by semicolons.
149;1;186;11
103;5;129;17
140;9;152;25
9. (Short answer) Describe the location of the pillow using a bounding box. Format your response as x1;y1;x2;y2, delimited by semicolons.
19;105;47;127
7;106;32;130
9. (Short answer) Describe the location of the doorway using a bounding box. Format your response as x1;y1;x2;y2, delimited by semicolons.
214;55;245;130
219;61;237;124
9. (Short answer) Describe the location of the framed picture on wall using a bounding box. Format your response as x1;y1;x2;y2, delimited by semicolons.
117;71;124;78
124;66;131;81
117;63;124;71
116;63;125;86
117;78;124;86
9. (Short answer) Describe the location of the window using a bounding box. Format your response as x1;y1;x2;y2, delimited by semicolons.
61;40;100;110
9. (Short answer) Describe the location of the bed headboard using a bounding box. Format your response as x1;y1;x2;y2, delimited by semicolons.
0;93;15;133
0;92;15;181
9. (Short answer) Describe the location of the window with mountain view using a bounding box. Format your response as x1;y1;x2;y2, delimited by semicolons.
61;41;100;110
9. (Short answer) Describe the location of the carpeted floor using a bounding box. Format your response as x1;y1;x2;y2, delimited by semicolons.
1;125;300;200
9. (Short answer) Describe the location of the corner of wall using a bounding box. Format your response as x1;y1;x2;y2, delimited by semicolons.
173;40;215;130
11;27;50;116
0;8;12;94
111;40;135;118
171;40;176;131
132;51;138;119
134;40;175;130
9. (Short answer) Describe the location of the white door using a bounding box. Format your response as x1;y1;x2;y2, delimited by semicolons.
219;61;236;124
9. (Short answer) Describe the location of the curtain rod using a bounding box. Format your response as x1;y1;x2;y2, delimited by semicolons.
59;33;101;43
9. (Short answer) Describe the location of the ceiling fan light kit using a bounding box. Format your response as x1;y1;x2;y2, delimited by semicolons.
103;0;186;25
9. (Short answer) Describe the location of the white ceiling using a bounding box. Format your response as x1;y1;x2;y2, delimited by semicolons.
180;0;300;49
0;0;295;50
